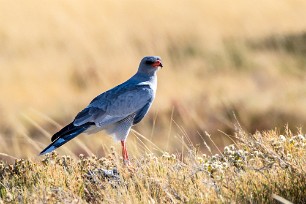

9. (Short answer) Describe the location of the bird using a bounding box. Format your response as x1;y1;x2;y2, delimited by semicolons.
40;56;163;164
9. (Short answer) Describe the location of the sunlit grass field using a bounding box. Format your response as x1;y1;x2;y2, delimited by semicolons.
2;126;306;203
1;0;306;202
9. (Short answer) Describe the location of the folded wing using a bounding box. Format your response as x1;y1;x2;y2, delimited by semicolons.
73;83;154;128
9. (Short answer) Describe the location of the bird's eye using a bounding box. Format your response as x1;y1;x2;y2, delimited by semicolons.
145;60;154;65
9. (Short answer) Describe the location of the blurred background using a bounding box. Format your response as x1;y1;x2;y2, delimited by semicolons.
1;0;306;159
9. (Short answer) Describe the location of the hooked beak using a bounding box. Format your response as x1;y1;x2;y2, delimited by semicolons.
152;60;163;68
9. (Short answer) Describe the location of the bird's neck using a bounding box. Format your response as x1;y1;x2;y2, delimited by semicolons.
135;71;157;81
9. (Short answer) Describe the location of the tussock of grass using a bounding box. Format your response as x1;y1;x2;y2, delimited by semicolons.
1;127;306;203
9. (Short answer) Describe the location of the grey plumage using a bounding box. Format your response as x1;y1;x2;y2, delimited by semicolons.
40;56;162;158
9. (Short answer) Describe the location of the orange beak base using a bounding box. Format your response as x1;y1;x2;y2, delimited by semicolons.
152;60;163;68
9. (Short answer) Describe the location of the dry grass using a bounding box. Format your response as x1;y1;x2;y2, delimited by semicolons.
1;126;306;203
1;0;306;157
1;1;306;202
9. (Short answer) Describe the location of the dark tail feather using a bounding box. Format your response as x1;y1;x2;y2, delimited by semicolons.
51;122;79;142
40;122;93;155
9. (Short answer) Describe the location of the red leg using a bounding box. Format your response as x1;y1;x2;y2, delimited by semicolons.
121;140;129;165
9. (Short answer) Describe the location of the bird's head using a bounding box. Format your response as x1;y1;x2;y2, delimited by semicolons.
138;56;163;74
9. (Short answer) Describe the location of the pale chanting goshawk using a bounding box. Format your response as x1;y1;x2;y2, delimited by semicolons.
40;56;163;164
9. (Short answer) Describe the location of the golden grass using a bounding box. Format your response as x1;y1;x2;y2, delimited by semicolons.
1;1;306;202
1;0;306;191
1;127;306;203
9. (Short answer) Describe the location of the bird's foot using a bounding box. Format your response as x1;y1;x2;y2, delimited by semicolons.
122;159;135;172
123;159;130;166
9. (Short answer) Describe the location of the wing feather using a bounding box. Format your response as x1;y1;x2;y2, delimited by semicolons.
133;102;152;125
73;82;154;127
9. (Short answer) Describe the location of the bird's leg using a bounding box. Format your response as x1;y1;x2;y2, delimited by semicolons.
121;140;130;165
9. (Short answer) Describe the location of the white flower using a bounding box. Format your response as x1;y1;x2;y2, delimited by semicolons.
298;134;305;141
279;135;286;142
